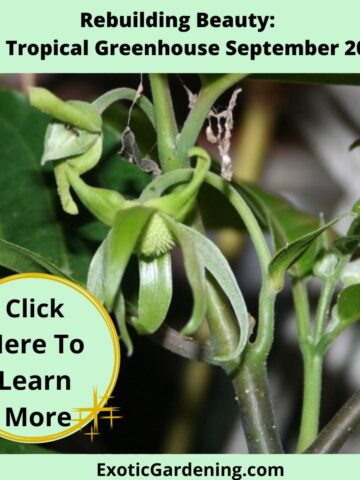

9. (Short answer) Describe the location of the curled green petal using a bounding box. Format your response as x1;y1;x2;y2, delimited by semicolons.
54;161;78;215
175;223;249;362
114;292;133;356
87;237;107;302
66;135;103;175
87;242;133;355
104;206;155;310
29;87;101;133
41;122;100;164
135;253;173;334
53;137;108;218
167;220;207;336
145;147;210;221
66;167;125;226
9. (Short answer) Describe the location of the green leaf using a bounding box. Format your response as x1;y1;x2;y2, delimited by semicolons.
114;291;133;355
269;216;344;292
334;217;360;255
350;138;360;151
0;88;86;280
79;220;109;243
336;284;360;327
0;438;52;453
169;222;206;335
104;206;154;310
237;183;322;277
0;239;71;277
178;224;249;361
135;253;173;334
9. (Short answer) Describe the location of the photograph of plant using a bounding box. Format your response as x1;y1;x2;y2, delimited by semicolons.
0;73;359;454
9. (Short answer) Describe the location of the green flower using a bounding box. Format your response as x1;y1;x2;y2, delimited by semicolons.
86;148;248;361
29;87;104;215
30;88;249;362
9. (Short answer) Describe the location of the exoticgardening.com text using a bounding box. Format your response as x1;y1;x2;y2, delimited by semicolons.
97;462;285;479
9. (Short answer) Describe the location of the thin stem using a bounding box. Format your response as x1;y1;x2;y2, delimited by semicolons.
295;264;344;452
314;278;336;343
297;352;323;452
292;278;323;453
306;391;360;453
149;74;180;171
92;87;155;126
292;279;311;350
176;74;247;163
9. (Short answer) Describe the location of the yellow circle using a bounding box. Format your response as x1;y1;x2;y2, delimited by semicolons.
0;272;120;443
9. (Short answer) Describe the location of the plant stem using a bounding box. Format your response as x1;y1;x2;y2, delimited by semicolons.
233;361;283;453
92;87;156;126
149;74;180;171
314;278;336;343
297;351;323;452
292;279;311;350
294;275;337;452
292;278;322;453
206;258;282;453
176;74;247;163
306;391;360;453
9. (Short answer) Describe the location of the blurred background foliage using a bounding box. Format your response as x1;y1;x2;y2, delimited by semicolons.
0;73;359;453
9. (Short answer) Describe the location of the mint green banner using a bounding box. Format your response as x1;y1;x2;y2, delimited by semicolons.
1;0;360;72
0;454;359;479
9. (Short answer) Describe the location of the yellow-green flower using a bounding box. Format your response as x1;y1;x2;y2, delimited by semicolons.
30;88;249;363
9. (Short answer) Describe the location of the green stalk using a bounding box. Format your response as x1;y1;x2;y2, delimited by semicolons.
233;361;284;453
176;74;247;163
297;351;323;452
292;279;319;453
292;279;311;350
149;74;180;171
92;87;156;126
306;391;360;453
294;274;339;452
313;278;337;343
